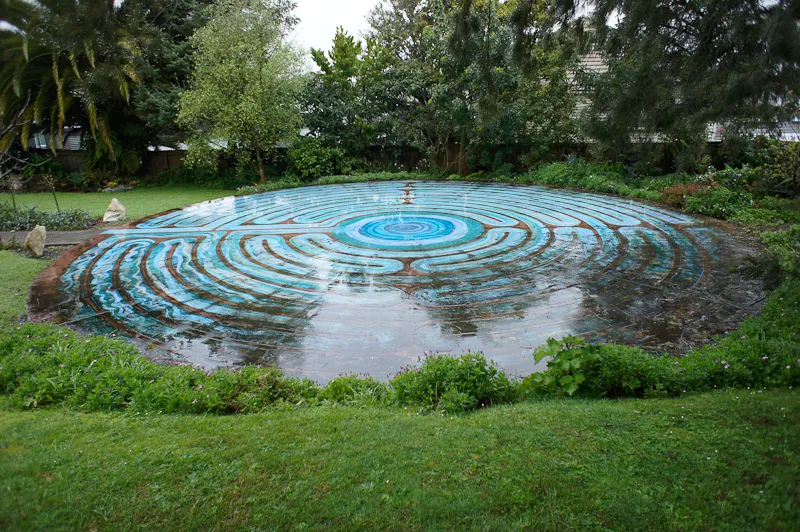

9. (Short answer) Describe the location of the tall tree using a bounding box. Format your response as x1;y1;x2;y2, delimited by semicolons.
306;28;367;157
1;0;219;175
513;0;800;162
360;0;575;171
178;0;305;182
0;0;152;174
130;0;214;148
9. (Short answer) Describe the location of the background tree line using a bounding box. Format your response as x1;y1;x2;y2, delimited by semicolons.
1;0;798;185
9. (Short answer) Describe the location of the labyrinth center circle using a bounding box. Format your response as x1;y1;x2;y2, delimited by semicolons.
28;181;760;381
335;213;486;250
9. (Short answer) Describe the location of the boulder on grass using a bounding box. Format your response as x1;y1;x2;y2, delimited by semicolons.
24;225;46;257
103;198;127;223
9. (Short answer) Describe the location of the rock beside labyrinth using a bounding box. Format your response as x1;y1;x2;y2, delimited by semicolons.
24;225;46;257
103;198;127;223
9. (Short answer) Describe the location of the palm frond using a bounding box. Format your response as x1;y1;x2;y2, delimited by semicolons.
96;112;116;159
84;42;95;68
70;52;81;79
87;101;98;139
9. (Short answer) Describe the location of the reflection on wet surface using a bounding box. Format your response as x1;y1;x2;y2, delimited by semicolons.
28;181;764;382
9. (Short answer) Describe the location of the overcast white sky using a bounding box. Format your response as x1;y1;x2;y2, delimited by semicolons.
291;0;378;58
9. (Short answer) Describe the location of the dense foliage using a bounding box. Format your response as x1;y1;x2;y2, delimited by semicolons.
2;0;799;182
390;353;519;413
0;202;95;231
177;0;305;182
502;0;800;166
303;1;576;173
522;277;800;398
0;0;215;175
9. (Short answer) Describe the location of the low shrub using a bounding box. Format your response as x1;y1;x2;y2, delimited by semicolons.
760;224;800;277
746;136;800;195
287;138;343;181
0;202;96;231
680;278;800;391
314;171;431;185
521;336;682;398
390;353;518;414
731;197;800;226
684;186;752;219
633;173;692;191
237;177;304;195
731;208;790;227
661;183;706;208
1;279;799;413
701;166;759;191
238;172;433;195
518;161;663;202
151;165;264;189
317;374;389;406
524;279;800;398
521;161;626;192
742;223;800;288
0;323;317;413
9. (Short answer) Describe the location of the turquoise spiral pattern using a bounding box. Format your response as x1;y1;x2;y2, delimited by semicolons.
31;181;749;381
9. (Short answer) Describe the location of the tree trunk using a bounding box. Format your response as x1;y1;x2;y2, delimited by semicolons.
256;147;266;183
458;132;467;176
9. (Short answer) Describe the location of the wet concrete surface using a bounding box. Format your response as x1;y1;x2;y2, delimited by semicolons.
28;181;765;383
1;226;107;247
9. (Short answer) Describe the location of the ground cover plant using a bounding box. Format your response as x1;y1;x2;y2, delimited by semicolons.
1;276;798;414
7;260;799;416
0;202;95;232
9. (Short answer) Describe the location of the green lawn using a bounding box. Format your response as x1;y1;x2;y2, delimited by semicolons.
1;390;797;530
0;187;234;221
0;251;49;325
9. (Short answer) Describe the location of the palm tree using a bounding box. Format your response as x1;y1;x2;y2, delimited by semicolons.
0;0;150;173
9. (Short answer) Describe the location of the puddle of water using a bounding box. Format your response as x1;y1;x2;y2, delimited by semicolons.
28;181;764;382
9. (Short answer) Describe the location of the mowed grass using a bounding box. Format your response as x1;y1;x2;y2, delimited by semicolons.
1;390;798;530
0;251;49;324
0;187;234;221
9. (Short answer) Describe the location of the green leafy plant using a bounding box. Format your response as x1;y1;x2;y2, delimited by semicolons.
747;224;800;286
390;353;518;414
660;183;706;208
522;335;682;398
746;136;800;195
684;185;752;219
517;161;664;201
287;138;343;180
0;202;96;231
0;323;317;413
523;335;595;396
317;374;388;406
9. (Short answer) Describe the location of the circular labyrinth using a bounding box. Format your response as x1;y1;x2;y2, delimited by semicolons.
29;181;762;381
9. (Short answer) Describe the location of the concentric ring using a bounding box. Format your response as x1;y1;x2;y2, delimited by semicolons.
28;181;763;381
335;213;485;249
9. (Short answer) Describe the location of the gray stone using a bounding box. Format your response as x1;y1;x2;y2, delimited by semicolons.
23;225;46;257
101;185;135;193
103;198;127;223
